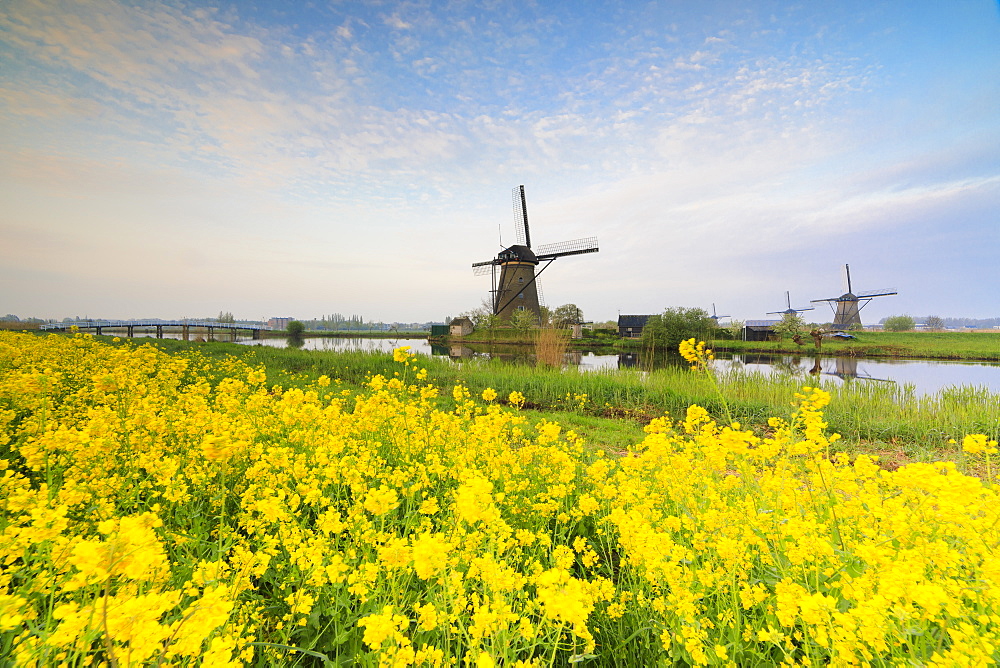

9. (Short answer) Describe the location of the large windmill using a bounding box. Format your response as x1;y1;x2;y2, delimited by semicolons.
811;264;897;331
767;291;815;317
472;186;599;323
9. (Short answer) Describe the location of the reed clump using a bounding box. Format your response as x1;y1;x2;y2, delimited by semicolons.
534;326;569;368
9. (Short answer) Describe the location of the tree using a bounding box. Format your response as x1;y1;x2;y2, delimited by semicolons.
286;320;306;336
538;305;552;328
773;312;806;341
884;315;915;332
217;311;235;323
552;304;584;329
725;319;745;340
510;308;537;337
641;307;714;352
925;315;945;331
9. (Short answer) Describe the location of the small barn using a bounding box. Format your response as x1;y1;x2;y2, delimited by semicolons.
449;317;475;337
618;315;652;338
744;319;779;341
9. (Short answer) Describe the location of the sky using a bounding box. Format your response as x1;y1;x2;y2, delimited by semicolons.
2;0;998;325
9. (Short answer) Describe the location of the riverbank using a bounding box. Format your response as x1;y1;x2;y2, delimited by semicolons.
437;330;1000;361
266;329;429;339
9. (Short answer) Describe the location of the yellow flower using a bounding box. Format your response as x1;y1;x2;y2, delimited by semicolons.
962;434;998;455
358;606;409;649
418;497;440;515
454;477;498;524
393;346;413;363
482;387;498;402
363;485;400;516
508;391;525;409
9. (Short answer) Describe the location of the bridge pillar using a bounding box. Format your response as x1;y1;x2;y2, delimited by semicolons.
127;325;134;337
156;325;163;339
95;326;102;336
208;327;214;342
229;329;237;342
182;325;189;341
252;328;261;340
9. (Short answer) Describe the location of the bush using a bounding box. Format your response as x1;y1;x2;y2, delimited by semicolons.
641;307;714;351
286;320;306;336
884;315;915;332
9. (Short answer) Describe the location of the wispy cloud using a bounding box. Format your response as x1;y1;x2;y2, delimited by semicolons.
1;0;996;320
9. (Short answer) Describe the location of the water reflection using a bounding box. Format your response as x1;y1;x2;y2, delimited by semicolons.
234;336;1000;397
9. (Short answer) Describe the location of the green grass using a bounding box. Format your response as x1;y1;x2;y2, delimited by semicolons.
710;330;1000;360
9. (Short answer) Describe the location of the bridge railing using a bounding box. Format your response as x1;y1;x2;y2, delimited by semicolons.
40;320;272;331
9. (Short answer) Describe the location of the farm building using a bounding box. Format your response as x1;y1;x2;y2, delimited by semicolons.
743;319;779;341
449;317;474;337
618;315;652;338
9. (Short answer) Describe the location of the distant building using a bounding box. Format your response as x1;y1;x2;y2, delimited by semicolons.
449;317;475;337
618;315;652;338
268;317;294;330
743;320;779;341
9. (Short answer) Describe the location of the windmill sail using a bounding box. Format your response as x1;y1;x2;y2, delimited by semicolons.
512;185;531;248
535;237;599;259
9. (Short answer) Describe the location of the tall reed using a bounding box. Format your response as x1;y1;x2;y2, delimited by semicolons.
534;327;569;368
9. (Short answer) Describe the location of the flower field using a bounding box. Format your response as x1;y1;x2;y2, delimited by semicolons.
1;331;999;666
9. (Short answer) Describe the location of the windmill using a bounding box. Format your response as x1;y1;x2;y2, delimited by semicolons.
710;303;730;324
767;291;815;317
472;186;599;323
811;264;897;331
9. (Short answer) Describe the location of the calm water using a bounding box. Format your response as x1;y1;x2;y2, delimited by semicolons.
235;336;1000;397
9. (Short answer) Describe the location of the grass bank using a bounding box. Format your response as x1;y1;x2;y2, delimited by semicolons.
440;329;1000;360
711;330;1000;361
132;334;998;460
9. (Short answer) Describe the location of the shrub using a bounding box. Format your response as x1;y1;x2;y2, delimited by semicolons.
641;307;714;351
884;315;915;332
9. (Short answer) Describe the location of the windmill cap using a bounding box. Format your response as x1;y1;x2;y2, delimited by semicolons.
498;244;538;263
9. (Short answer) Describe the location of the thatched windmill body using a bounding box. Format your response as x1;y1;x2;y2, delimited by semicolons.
472;186;599;323
811;264;897;330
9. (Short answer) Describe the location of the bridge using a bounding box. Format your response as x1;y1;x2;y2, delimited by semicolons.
40;320;271;341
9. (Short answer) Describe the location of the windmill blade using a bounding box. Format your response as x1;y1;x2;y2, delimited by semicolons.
472;259;499;276
855;288;898;298
512;185;531;248
535;237;599;259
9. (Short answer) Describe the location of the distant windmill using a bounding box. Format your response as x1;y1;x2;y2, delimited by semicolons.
811;264;897;331
472;186;599;322
710;303;730;324
767;292;815;317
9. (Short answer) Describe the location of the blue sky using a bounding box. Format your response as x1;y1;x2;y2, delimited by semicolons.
2;0;998;324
